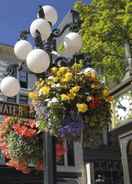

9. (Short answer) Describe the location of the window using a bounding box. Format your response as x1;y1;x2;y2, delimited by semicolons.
19;70;28;88
56;140;75;167
7;96;17;103
67;140;75;166
19;94;28;104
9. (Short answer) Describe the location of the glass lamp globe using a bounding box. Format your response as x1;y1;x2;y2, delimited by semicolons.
82;67;96;73
82;67;97;79
39;5;58;26
14;40;32;61
64;32;82;54
0;76;20;97
26;49;50;73
30;18;52;41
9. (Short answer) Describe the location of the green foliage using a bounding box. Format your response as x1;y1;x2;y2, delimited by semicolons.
7;131;42;163
74;0;132;86
38;104;63;135
57;43;64;53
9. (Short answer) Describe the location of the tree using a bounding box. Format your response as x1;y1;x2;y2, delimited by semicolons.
74;0;132;86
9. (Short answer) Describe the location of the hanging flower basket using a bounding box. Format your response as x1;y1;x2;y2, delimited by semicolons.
29;64;112;143
0;116;66;173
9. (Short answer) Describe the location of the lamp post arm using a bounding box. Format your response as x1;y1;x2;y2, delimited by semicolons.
49;9;81;39
72;53;92;68
19;30;30;40
54;56;72;66
51;24;73;38
38;5;45;19
4;64;19;76
34;30;44;49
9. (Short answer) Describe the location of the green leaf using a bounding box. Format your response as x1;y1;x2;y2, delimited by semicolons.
74;0;131;86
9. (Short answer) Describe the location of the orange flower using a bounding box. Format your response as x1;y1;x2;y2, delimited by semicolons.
107;96;113;101
28;119;36;128
36;160;44;171
6;160;31;174
3;116;10;124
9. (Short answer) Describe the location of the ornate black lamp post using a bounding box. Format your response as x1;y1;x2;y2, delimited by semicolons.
0;5;91;184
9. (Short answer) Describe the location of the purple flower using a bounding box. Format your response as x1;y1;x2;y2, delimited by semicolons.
59;121;84;137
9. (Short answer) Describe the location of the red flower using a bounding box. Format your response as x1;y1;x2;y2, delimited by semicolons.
88;97;101;109
56;143;66;160
13;124;37;138
21;126;37;137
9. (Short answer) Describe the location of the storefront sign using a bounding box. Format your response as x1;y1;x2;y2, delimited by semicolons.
0;101;35;118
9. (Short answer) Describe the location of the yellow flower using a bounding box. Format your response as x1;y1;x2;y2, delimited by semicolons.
39;86;50;95
57;67;69;76
35;80;45;89
60;94;70;101
51;67;58;74
68;93;76;100
59;67;69;73
47;81;52;86
40;80;44;85
102;88;109;97
28;92;38;100
64;72;73;82
53;77;59;82
76;103;88;113
70;86;80;93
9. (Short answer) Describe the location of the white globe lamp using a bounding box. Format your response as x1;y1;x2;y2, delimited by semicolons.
0;76;20;97
39;5;58;26
64;32;82;54
82;67;96;74
26;49;50;73
81;67;97;79
14;40;32;61
30;18;52;41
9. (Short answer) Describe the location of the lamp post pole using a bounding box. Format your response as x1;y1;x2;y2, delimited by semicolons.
0;5;91;184
44;133;56;184
32;28;58;184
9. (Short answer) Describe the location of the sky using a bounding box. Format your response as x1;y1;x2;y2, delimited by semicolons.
0;0;90;46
